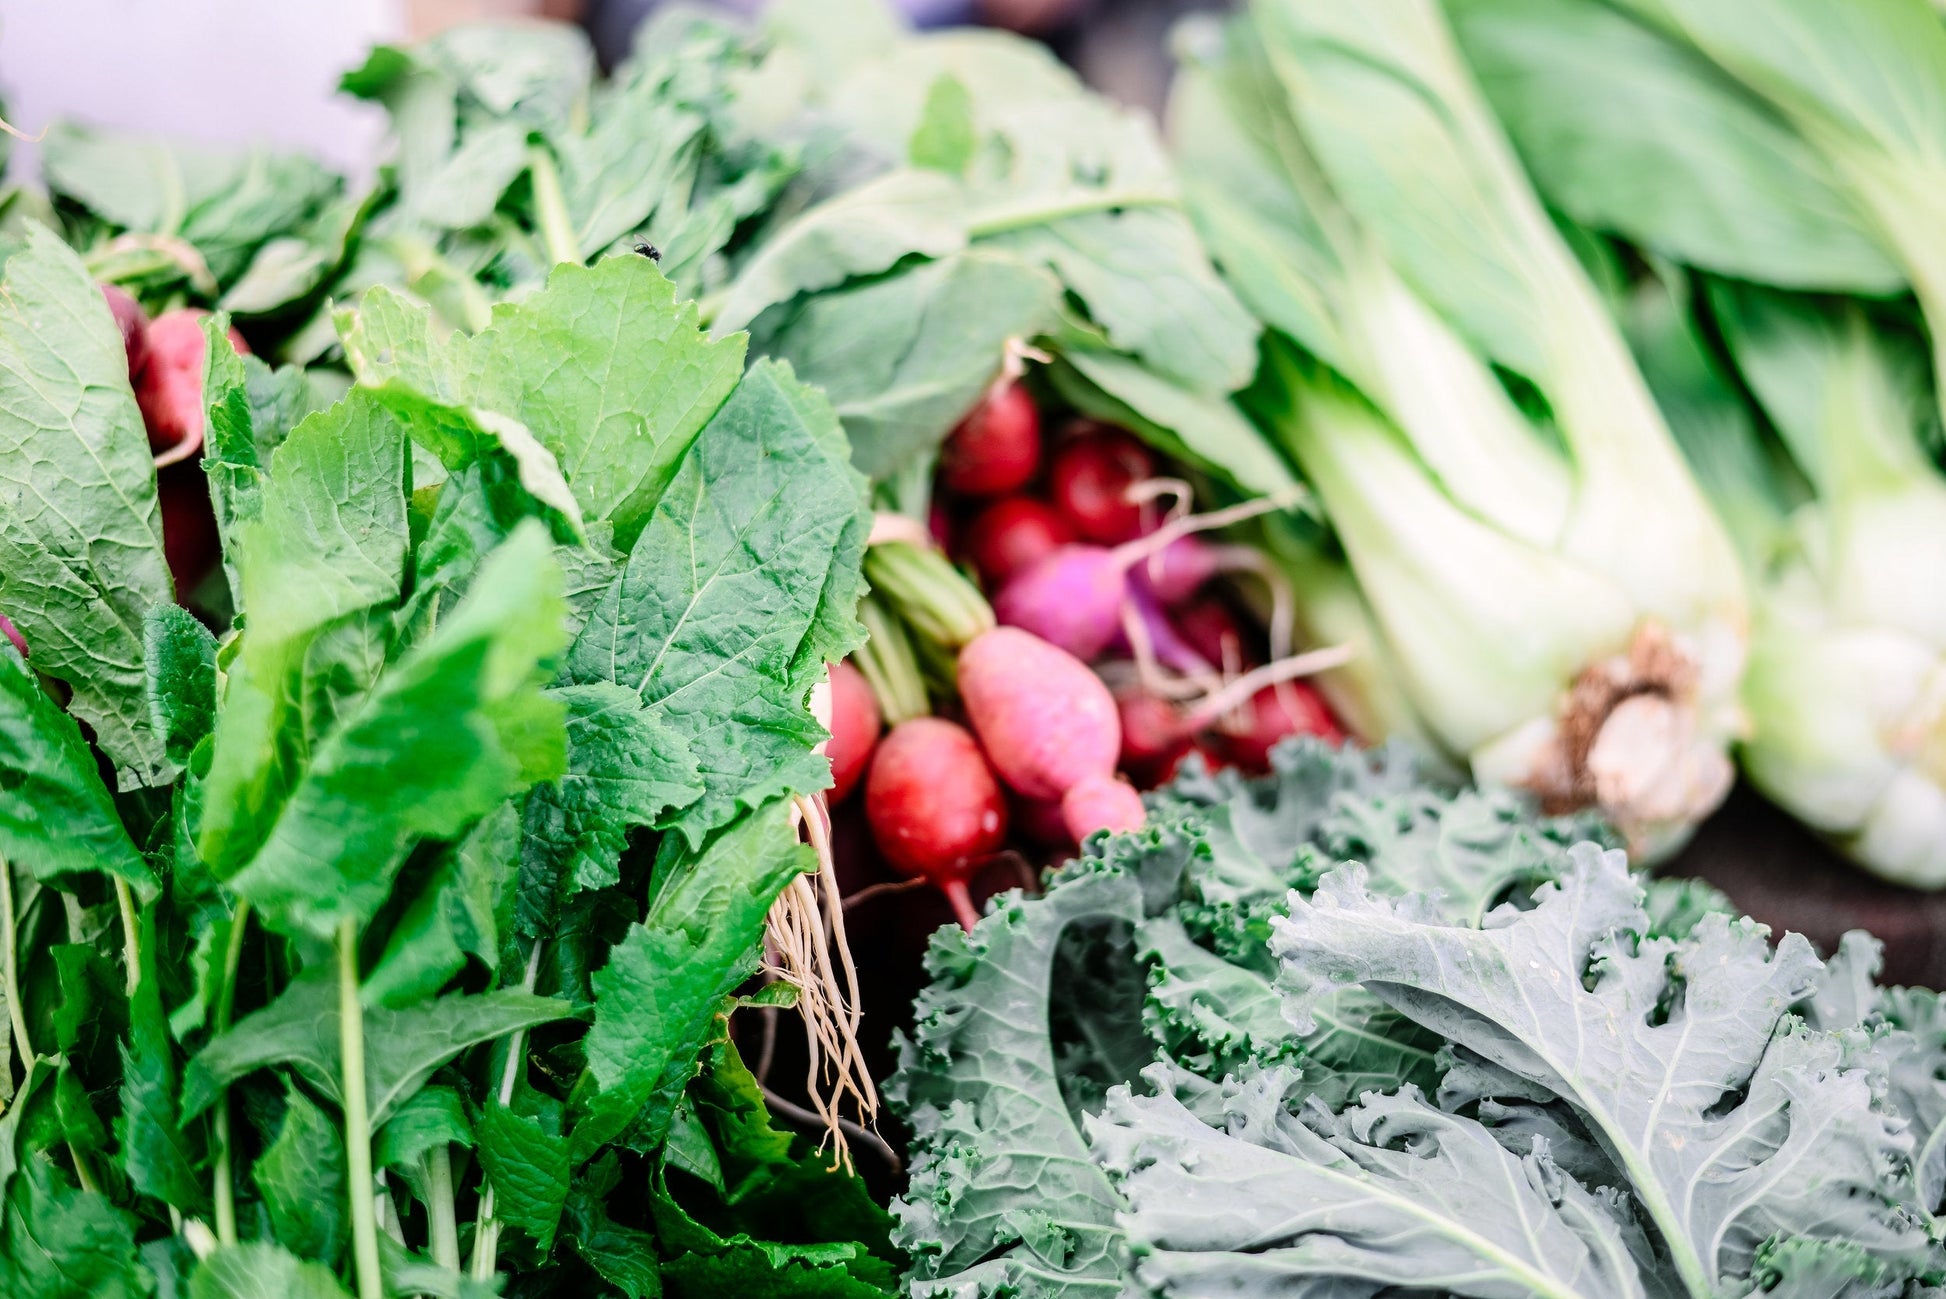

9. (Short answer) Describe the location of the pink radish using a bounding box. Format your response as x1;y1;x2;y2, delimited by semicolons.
865;718;1008;931
100;284;148;378
136;309;249;469
0;615;24;658
1050;427;1153;544
963;496;1075;589
957;626;1121;802
1061;773;1146;841
993;493;1297;663
825;660;881;804
939;381;1041;497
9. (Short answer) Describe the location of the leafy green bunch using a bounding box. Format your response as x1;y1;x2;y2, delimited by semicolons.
1445;0;1946;890
0;222;898;1297
893;738;1946;1296
1166;0;1750;859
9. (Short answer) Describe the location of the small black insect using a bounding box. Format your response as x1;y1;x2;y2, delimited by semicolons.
633;241;662;263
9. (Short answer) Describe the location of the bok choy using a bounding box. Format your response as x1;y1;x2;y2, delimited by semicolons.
1457;0;1946;884
1633;282;1946;887
1169;0;1747;856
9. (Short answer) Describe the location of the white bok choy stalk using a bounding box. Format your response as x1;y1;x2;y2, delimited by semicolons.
1169;2;1747;857
1636;279;1946;887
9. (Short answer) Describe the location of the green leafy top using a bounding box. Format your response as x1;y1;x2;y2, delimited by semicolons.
0;233;883;1295
0;223;174;789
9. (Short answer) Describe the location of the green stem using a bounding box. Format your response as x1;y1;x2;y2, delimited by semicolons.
467;942;542;1281
861;542;994;652
114;878;140;998
854;597;931;725
526;144;581;268
424;1147;460;1271
211;902;252;1246
1;856;29;1070
338;920;382;1299
964;189;1178;239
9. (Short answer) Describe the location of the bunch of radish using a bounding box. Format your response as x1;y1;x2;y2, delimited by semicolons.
822;374;1351;930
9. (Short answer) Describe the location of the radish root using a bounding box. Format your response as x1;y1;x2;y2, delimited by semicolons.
762;794;879;1174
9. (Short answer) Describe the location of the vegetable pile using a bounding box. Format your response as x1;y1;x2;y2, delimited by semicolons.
0;225;904;1296
892;740;1946;1295
13;0;1946;1293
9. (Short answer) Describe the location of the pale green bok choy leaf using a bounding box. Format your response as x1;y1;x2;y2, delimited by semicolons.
1169;5;1747;856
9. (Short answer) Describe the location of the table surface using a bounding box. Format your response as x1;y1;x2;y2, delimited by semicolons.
1664;784;1946;990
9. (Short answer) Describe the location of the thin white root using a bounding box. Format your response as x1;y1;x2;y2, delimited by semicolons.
1204;545;1301;718
153;425;205;469
0;114;46;144
762;794;880;1174
1184;644;1358;732
993;336;1053;393
1119;601;1219;702
759;1084;903;1174
1125;478;1195;581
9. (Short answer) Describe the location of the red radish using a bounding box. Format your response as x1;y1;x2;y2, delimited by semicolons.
1176;595;1247;668
1219;683;1345;772
0;615;24;658
963;496;1075;589
865;718;1008;931
99;284;148;378
939;381;1041;497
1119;694;1187;768
137;309;249;468
825;660;881;803
1163;739;1227;784
1049;427;1153;543
1060;773;1146;840
957;626;1120;801
928;500;956;551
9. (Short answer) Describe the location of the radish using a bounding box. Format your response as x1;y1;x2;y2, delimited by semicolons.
0;615;24;658
137;309;249;469
1132;535;1222;606
1118;693;1186;769
963;496;1075;589
1060;773;1146;841
1049;426;1154;543
992;493;1296;664
1119;584;1217;680
957;626;1120;802
825;660;881;803
865;717;1008;931
939;381;1040;497
1219;682;1345;773
1176;595;1247;669
99;284;148;378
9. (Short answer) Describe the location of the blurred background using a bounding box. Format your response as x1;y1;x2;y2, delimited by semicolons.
0;0;1229;184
